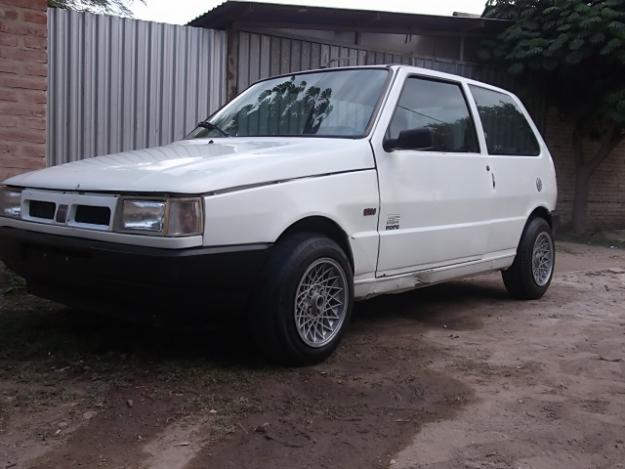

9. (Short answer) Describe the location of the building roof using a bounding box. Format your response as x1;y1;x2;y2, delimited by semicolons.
188;1;509;35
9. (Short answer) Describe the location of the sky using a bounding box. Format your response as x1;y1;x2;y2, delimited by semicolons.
131;0;488;25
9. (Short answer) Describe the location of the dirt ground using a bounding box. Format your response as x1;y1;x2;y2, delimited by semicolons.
0;241;624;469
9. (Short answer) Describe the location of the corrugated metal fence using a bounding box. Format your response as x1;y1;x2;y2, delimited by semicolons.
47;8;227;165
235;30;482;91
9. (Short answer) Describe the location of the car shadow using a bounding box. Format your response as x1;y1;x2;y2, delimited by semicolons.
353;276;511;331
0;275;511;370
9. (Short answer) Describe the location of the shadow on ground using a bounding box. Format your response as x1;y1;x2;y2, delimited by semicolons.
0;277;511;371
0;276;491;469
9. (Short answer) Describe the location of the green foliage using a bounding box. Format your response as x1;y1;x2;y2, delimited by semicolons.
482;0;625;136
48;0;143;17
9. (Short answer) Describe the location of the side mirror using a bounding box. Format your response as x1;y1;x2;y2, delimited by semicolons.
383;128;433;152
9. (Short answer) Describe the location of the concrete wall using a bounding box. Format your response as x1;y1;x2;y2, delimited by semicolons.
0;0;47;181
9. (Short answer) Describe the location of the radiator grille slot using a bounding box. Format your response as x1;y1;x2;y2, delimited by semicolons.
74;205;111;226
29;200;56;220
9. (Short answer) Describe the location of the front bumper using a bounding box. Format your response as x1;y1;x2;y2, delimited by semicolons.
0;227;271;322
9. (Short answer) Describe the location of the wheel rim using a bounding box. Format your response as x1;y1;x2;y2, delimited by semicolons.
294;257;348;348
532;231;554;287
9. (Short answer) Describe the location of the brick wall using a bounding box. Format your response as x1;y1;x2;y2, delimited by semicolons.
0;0;46;182
545;110;625;229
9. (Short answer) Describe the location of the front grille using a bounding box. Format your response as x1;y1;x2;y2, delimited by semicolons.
74;205;111;226
29;200;56;220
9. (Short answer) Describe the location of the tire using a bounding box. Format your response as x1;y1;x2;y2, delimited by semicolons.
502;217;555;300
249;233;354;366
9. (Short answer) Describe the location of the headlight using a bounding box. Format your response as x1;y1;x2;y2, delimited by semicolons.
0;187;22;219
118;197;203;237
120;199;166;233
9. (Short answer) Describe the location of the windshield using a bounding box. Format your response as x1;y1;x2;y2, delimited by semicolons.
188;68;389;139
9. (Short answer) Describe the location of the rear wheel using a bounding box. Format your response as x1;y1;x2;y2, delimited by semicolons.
502;217;555;300
250;233;353;366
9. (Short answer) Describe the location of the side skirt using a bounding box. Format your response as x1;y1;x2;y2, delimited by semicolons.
354;251;515;300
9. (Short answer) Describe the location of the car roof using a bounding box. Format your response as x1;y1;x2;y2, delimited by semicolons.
253;64;514;98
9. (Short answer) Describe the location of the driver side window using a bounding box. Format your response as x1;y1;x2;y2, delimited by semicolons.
387;77;479;153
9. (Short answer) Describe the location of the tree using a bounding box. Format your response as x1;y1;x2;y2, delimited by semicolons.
481;0;625;233
48;0;142;17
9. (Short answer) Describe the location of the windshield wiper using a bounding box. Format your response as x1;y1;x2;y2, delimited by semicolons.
197;120;230;137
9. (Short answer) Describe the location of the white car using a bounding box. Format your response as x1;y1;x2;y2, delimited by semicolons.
0;65;556;365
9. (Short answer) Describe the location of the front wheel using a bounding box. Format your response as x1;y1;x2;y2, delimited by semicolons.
502;217;555;300
249;233;353;366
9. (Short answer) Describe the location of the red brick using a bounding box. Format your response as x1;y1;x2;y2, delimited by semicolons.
0;1;46;177
0;114;17;127
22;116;45;129
0;44;46;62
0;58;18;73
0;72;46;90
0;86;17;101
0;101;45;117
0;114;45;129
0;58;47;76
0;154;45;169
23;34;45;49
20;88;45;104
0;8;18;20
0;0;46;11
22;9;45;24
0;32;18;46
0;19;46;37
0;140;45;158
0;127;45;144
15;141;45;158
21;60;46;76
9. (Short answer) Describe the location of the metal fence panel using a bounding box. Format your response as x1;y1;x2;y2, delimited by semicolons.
236;30;499;90
236;30;418;90
47;8;227;165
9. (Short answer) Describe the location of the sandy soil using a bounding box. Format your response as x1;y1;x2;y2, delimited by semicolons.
0;241;624;469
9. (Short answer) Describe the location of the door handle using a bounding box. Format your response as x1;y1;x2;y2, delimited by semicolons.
491;172;496;189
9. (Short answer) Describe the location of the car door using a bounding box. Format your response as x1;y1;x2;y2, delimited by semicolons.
371;71;494;277
468;84;550;254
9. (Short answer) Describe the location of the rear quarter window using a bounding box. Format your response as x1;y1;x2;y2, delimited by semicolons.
469;85;540;156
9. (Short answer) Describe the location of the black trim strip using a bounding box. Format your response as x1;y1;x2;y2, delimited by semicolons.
206;167;375;196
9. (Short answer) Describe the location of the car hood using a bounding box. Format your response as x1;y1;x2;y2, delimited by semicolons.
5;138;374;194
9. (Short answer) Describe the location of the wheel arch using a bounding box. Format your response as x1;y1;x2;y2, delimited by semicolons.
527;206;553;228
276;216;354;271
510;206;554;256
